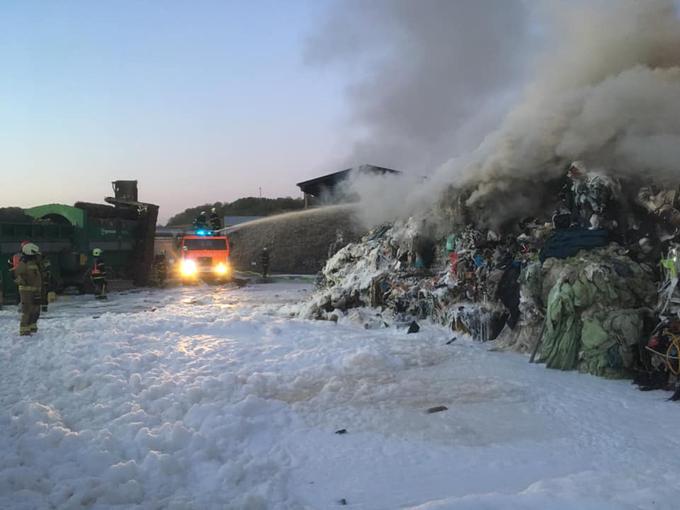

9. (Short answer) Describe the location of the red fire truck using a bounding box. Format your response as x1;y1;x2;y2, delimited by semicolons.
177;230;231;282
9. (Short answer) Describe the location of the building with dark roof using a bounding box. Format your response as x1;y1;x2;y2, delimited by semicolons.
296;164;400;207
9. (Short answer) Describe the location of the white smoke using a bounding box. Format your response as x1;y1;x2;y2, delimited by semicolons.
310;0;680;228
461;0;680;187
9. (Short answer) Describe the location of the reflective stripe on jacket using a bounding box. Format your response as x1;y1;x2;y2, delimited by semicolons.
91;259;107;279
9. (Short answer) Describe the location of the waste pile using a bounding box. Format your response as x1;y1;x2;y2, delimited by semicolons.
300;162;680;398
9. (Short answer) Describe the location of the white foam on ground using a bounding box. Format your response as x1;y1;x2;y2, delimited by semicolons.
1;281;679;509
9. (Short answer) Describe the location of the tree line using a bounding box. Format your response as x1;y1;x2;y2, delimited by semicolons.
165;197;305;226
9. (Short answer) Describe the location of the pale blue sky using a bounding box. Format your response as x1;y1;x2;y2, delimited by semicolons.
0;0;352;221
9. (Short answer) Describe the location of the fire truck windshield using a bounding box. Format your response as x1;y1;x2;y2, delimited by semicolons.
184;239;227;250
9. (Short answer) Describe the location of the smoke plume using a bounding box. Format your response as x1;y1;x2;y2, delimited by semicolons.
306;0;531;175
310;0;680;229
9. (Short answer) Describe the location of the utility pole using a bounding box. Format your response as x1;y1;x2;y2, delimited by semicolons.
259;187;262;198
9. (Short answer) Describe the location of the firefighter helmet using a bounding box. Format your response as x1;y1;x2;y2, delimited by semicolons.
21;243;40;256
92;248;103;257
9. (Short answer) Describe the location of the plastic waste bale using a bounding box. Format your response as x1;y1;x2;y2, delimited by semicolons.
580;309;643;378
539;278;581;370
537;245;655;375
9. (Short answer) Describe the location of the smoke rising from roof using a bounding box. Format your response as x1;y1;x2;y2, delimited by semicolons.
310;0;680;228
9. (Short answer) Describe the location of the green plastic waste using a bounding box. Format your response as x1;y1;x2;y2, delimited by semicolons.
580;309;642;378
537;246;654;377
540;280;582;370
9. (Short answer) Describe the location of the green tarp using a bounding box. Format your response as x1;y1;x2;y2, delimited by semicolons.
538;246;655;377
540;279;581;370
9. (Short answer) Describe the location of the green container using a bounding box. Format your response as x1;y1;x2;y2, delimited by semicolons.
1;203;146;303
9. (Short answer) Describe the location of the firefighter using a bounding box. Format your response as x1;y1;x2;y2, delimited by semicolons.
259;247;270;279
193;211;208;230
208;207;222;231
91;248;108;299
14;242;43;336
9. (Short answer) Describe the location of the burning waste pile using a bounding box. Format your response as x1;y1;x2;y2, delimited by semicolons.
299;163;680;399
297;0;680;400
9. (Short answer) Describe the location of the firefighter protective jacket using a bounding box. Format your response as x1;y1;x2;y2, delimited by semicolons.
15;258;43;293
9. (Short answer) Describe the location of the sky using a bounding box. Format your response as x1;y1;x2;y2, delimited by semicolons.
0;0;355;222
9;1;676;226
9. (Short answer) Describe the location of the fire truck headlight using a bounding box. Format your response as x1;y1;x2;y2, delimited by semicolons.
214;262;229;275
180;259;198;277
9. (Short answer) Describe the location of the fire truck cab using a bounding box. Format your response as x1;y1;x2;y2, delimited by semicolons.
178;230;231;282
